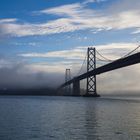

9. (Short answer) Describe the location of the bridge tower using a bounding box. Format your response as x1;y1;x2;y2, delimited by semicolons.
85;48;100;97
65;69;71;95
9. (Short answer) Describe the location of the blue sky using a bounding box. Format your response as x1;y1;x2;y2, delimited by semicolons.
0;0;140;92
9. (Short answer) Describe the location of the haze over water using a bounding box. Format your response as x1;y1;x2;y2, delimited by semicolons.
0;95;140;140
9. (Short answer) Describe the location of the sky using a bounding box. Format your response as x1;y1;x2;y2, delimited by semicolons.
0;0;140;94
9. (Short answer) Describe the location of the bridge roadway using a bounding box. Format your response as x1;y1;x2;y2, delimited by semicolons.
61;52;140;88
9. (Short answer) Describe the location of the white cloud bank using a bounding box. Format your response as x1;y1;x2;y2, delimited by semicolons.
83;0;107;4
0;18;17;24
19;48;85;60
19;42;139;60
1;0;140;37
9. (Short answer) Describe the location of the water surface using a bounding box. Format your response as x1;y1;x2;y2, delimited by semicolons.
0;96;140;140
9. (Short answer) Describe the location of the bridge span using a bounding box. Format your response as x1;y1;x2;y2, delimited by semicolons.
60;48;140;97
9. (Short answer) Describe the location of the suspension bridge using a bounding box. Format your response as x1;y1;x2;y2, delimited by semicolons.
59;45;140;97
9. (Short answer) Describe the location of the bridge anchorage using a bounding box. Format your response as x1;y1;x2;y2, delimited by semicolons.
60;45;140;97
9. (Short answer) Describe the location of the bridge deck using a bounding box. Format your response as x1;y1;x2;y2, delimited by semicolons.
61;52;140;87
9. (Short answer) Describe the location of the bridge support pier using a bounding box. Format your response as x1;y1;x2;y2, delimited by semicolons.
73;80;80;96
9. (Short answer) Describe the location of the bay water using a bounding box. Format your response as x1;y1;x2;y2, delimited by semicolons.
0;96;140;140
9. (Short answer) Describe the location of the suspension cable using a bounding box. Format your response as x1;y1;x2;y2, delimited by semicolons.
76;54;87;76
122;45;140;58
96;44;140;62
96;56;111;62
96;50;113;62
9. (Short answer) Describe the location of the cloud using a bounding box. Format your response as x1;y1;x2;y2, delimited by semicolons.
1;0;140;37
0;59;66;89
0;18;17;23
0;59;13;68
83;0;107;4
0;18;83;37
11;42;38;47
39;3;83;17
0;66;64;89
0;56;85;89
19;42;139;60
93;42;139;60
19;48;85;60
132;28;140;34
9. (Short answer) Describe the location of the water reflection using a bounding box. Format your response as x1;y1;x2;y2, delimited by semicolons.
83;100;100;140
